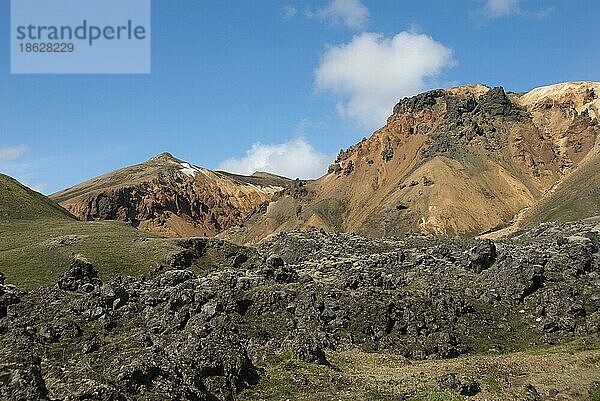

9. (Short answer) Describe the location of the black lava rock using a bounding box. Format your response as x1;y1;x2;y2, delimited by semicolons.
57;257;103;293
468;239;497;272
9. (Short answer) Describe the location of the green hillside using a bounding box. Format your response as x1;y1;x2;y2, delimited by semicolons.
0;173;74;221
0;174;182;289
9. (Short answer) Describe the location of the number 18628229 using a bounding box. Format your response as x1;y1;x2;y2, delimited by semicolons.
19;43;75;53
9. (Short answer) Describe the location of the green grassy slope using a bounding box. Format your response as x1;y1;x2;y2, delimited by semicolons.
0;173;74;221
0;174;181;289
525;155;600;226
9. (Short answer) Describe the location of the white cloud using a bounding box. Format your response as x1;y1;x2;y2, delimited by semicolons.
282;4;298;19
314;31;454;129
0;147;47;194
484;0;520;18
310;0;369;29
0;145;27;162
472;1;553;23
294;118;328;136
218;137;330;179
534;7;555;19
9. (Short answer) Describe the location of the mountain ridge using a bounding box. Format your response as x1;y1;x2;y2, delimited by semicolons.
47;81;600;243
50;153;292;237
221;81;600;244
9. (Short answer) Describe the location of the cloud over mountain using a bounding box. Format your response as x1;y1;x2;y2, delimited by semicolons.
218;137;330;179
315;31;454;129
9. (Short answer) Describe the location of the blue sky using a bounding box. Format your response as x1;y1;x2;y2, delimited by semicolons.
0;0;599;194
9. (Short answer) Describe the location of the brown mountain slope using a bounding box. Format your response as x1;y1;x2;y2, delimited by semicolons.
51;153;290;237
222;82;600;244
523;137;600;226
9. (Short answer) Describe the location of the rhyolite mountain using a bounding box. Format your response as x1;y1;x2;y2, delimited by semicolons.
223;82;600;244
50;153;291;237
50;82;600;243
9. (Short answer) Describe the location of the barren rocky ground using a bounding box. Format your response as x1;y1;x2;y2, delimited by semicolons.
1;218;599;400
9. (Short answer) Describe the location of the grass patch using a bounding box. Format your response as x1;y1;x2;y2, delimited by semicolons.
0;174;73;221
311;199;348;231
591;383;600;401
482;375;502;394
409;390;462;401
238;350;399;401
464;300;544;354
189;252;214;276
0;173;184;288
238;352;322;401
0;219;181;289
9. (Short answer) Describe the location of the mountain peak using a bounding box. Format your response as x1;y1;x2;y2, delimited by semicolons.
225;81;600;244
520;81;600;109
147;152;180;163
50;152;291;238
446;83;491;97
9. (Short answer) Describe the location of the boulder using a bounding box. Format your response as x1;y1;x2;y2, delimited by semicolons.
436;373;460;392
57;257;102;293
0;355;50;401
396;202;409;211
289;335;329;365
100;283;129;309
460;379;481;396
468;239;497;272
524;383;540;400
436;373;480;397
0;283;21;319
343;160;354;176
381;145;394;162
261;257;298;283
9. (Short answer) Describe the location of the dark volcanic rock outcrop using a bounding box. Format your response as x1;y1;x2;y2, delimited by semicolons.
0;219;599;400
57;257;103;293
